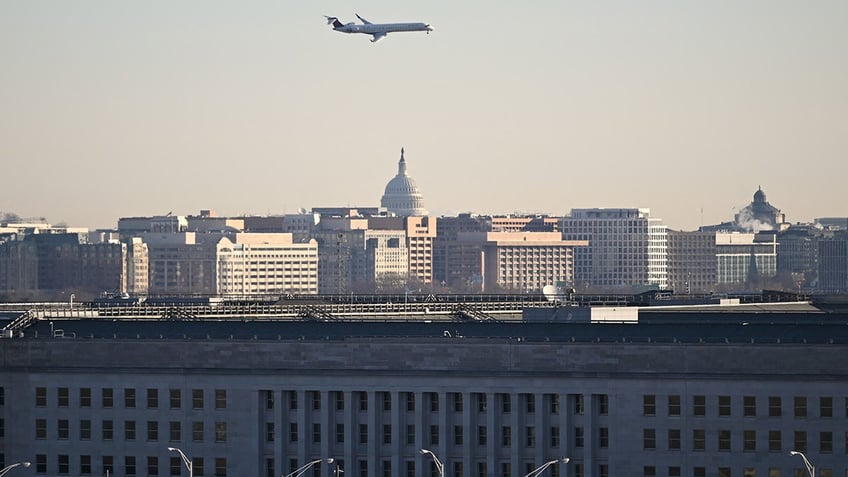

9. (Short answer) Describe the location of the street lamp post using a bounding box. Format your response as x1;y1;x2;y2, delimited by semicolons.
284;458;334;477
789;451;815;477
167;447;192;477
419;449;444;477
525;458;570;477
0;462;31;477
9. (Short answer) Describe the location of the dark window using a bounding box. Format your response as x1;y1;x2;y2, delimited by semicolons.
35;418;47;439
455;425;464;446
382;424;391;444
718;396;731;416
335;392;344;411
148;457;159;477
170;457;181;477
58;388;69;407
359;424;368;444
455;393;464;412
80;388;91;407
643;395;656;416
406;393;415;412
312;391;322;410
643;466;656;477
744;430;756;451
718;429;731;451
524;426;534;447
266;423;274;442
340;424;348;444
58;455;70;475
358;392;367;411
314;423;323;444
125;456;136;477
743;396;756;417
102;388;113;408
36;387;47;407
80;455;92;475
794;396;807;417
599;427;608;448
643;428;656;450
668;429;680;450
103;456;114;477
289;423;297;442
124;420;136;441
598;394;609;415
477;393;488;413
192;390;203;409
169;389;181;409
215;458;226;477
148;389;159;408
693;429;705;451
667;395;680;416
525;394;535;413
501;426;511;446
36;454;47;474
169;422;181;442
102;420;114;440
215;389;226;409
768;396;781;417
192;458;203;477
575;427;584;448
215;422;227;443
80;419;91;440
794;430;807;452
769;430;781;452
820;431;832;454
478;426;488;446
693;395;705;416
820;396;833;417
430;425;439;446
574;394;584;415
147;421;159;441
192;421;204;442
382;392;391;411
124;388;136;408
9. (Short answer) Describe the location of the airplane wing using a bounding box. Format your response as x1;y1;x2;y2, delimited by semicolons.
355;13;372;24
370;33;387;43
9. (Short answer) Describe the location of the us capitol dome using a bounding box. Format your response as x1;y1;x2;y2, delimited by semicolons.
380;147;428;216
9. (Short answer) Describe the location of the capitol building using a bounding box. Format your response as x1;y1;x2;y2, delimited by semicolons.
380;148;428;217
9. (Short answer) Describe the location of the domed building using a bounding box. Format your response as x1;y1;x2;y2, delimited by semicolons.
380;148;428;216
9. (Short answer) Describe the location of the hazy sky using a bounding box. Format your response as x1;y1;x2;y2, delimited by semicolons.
1;1;846;231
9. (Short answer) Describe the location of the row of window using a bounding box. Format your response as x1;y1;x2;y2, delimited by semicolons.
263;390;609;415
267;422;602;449
643;466;841;477
33;419;227;443
642;428;847;454
28;454;226;477
34;388;226;410
643;394;845;418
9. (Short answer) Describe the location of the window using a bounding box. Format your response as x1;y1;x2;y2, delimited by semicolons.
599;427;608;448
694;468;705;477
170;457;181;477
575;427;584;448
381;461;391;477
381;392;391;411
693;429;705;451
668;395;680;416
525;426;535;447
312;391;322;410
643;395;656;416
36;454;47;474
358;392;367;411
405;425;413;445
215;422;227;443
125;388;136;408
693;395;705;416
36;387;47;407
192;389;204;409
80;419;91;440
148;457;159;477
80;455;92;475
794;396;807;417
793;430;807;452
406;393;415;412
430;425;439;445
718;468;730;477
549;394;559;414
192;421;204;442
215;389;226;409
455;393;464;412
0;386;3;406
80;388;91;407
668;467;680;477
215;458;227;477
266;423;275;442
477;393;488;413
58;387;69;407
598;394;609;415
192;458;203;477
429;393;439;412
170;389;181;409
455;425;464;446
501;426;511;446
744;396;756;417
335;391;344;411
170;422;181;442
525;394;535;413
103;456;114;477
668;429;680;450
478;426;488;446
147;421;159;441
820;431;832;453
643;428;656;450
103;420;114;440
124;420;136;441
574;394;584;415
820;396;832;417
359;424;368;444
148;389;159;408
768;396;781;417
719;396;731;416
315;423;323;443
382;424;391;444
718;429;731;451
768;430;781;452
125;456;136;477
744;430;756;451
58;455;69;475
289;423;297;442
102;388;113;408
643;466;656;477
36;418;47;439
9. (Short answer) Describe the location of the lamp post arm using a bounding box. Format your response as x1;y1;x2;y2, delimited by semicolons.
524;458;569;477
0;463;32;477
790;451;815;477
420;449;444;477
284;459;331;477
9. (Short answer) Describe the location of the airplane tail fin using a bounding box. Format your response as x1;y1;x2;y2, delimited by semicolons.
324;16;344;28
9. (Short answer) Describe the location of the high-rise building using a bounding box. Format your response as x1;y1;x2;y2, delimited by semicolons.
818;231;848;293
715;232;777;285
560;208;668;291
666;230;716;294
215;234;318;296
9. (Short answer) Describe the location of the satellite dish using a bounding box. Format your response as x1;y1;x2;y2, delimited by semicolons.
542;284;559;302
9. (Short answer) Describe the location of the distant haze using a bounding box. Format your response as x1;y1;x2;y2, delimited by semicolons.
1;1;845;231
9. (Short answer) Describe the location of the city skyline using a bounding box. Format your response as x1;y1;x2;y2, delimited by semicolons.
1;1;846;231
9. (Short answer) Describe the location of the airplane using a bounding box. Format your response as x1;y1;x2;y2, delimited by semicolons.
324;14;433;43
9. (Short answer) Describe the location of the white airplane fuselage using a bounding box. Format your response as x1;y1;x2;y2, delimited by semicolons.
326;15;432;42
